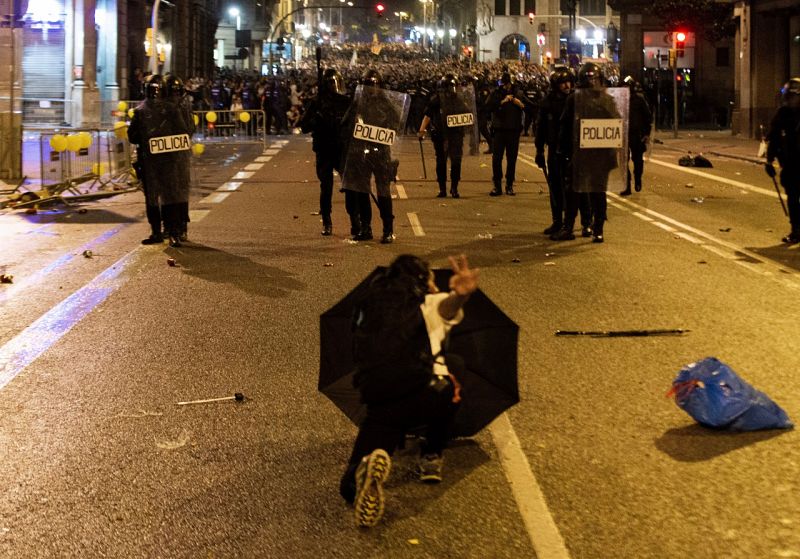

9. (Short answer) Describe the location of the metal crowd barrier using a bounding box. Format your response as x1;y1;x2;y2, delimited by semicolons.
193;109;267;148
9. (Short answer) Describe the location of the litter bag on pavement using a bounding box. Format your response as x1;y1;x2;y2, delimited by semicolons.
678;154;713;168
668;357;793;431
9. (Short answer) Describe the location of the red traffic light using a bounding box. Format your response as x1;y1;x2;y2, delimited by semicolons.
376;3;385;12
675;31;686;42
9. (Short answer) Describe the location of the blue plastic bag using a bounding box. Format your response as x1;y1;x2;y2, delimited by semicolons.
669;357;793;431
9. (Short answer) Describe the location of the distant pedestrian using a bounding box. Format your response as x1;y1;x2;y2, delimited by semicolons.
487;72;525;196
765;77;800;244
340;254;479;528
620;76;652;196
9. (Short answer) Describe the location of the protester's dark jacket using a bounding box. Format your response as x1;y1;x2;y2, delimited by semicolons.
766;106;800;168
486;87;525;131
629;93;653;145
352;273;433;406
300;91;350;154
535;91;569;152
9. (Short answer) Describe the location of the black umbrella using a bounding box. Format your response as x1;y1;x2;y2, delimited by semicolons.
319;267;519;438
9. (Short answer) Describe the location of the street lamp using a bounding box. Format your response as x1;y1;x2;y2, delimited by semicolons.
228;6;240;31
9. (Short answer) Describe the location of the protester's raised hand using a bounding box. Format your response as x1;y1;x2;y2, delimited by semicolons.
448;254;479;296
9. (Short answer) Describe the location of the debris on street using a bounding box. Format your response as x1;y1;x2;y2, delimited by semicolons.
555;328;689;337
176;393;245;406
0;274;13;284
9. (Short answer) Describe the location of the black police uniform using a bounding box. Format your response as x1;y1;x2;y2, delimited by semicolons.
422;93;469;198
766;87;800;243
622;91;652;194
486;80;525;195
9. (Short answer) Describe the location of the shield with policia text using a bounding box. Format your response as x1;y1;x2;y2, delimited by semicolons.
440;85;479;156
341;85;410;198
571;86;629;193
319;267;519;438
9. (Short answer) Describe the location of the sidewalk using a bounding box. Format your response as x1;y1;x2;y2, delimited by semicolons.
652;129;764;164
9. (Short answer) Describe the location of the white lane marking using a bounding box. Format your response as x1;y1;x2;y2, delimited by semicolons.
264;149;281;155
245;163;263;171
200;192;230;204
273;140;289;145
407;212;425;236
232;171;254;180
653;222;676;233
395;184;407;199
0;249;139;392
490;415;571;559
216;182;242;192
516;152;548;179
189;209;210;222
674;231;702;244
648;157;784;200
255;156;272;162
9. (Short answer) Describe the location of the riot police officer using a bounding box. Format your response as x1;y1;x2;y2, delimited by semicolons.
300;69;351;236
765;77;800;244
487;72;526;196
163;74;196;241
128;74;195;247
417;74;470;199
535;67;590;236
620;76;653;196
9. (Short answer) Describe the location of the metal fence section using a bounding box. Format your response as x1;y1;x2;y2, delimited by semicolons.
39;129;102;188
193;109;267;148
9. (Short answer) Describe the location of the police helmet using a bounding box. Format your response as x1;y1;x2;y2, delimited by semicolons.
576;63;603;88
321;68;346;95
550;66;575;88
361;69;383;88
144;74;163;99
439;73;458;94
781;77;800;100
163;74;185;98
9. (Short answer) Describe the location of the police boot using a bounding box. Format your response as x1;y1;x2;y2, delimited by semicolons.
437;184;447;198
354;226;373;241
490;183;502;197
141;225;164;245
450;183;460;198
591;219;605;243
634;176;643;192
321;214;333;236
349;216;361;239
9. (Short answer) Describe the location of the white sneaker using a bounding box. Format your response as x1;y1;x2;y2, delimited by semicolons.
354;449;392;528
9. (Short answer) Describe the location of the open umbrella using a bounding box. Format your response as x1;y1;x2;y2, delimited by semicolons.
319;267;519;437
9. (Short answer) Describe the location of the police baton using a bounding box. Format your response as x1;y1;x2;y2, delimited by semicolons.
770;174;788;216
418;137;427;179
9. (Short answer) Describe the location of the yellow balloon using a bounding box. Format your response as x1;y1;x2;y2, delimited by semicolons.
66;134;82;152
117;101;128;112
49;134;67;152
206;111;217;123
192;143;205;156
91;163;107;175
78;131;92;149
193;114;199;126
127;108;135;119
239;111;251;123
113;121;128;140
130;167;137;178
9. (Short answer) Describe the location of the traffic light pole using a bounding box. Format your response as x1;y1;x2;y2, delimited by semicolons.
672;33;678;138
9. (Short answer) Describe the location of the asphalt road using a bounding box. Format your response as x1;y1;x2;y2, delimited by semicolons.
1;133;798;559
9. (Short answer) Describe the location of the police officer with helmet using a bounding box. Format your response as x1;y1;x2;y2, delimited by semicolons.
163;74;196;241
300;68;351;236
128;74;195;247
486;72;526;196
765;77;800;244
620;75;652;196
417;73;470;199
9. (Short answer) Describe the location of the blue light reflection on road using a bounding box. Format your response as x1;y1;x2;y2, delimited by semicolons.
0;250;135;391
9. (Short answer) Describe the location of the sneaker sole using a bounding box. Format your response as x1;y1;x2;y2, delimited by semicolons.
354;450;391;528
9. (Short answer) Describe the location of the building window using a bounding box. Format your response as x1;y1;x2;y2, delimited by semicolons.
716;47;730;67
524;0;535;13
580;0;605;16
510;0;520;16
495;0;505;16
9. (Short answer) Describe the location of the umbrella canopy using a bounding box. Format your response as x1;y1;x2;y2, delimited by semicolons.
319;267;519;437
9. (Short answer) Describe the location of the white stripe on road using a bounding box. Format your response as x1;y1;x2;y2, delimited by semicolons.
189;209;210;222
491;415;571;559
200;192;230;204
216;182;242;192
255;156;272;162
407;212;425;236
232;171;254;180
245;163;263;171
264;149;280;155
648;157;784;200
395;184;407;199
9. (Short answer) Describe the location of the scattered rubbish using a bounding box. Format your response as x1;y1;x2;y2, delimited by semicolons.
115;410;163;419
719;227;732;232
653;138;663;144
82;250;93;258
685;183;694;188
491;223;498;227
766;228;773;233
293;215;299;219
77;208;88;214
555;328;689;337
0;274;13;284
479;163;488;168
167;258;177;267
476;233;493;239
303;180;309;183
522;178;529;183
155;430;191;450
697;260;707;264
511;258;521;263
177;393;245;406
545;252;556;257
408;539;420;545
310;211;320;216
343;239;358;245
679;154;713;168
544;262;556;266
324;262;334;267
735;172;742;176
690;197;705;204
667;357;793;431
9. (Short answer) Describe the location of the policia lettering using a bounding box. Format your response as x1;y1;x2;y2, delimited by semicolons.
353;123;396;146
446;113;475;127
148;134;191;154
579;119;623;148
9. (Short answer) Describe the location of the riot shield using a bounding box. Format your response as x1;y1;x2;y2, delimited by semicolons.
570;87;630;193
341;85;410;197
440;85;479;156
